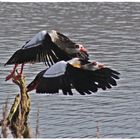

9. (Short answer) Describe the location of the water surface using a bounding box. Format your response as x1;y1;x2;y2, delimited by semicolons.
0;2;140;138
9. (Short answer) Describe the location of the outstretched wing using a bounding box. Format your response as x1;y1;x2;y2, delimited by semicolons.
5;33;71;66
66;64;120;95
49;30;89;60
27;63;120;95
5;30;89;66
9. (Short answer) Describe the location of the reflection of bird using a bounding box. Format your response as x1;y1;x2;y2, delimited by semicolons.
27;58;120;95
5;30;88;81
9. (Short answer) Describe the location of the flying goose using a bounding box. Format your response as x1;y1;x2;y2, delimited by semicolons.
5;30;88;81
27;58;120;95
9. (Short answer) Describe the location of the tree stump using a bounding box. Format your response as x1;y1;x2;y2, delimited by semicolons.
0;72;32;138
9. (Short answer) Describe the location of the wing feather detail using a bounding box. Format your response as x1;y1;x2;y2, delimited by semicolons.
5;33;70;65
27;62;120;95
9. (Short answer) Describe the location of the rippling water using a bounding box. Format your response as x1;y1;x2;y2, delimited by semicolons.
0;2;140;138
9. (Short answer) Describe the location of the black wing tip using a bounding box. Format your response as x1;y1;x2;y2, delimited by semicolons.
4;61;14;65
112;70;120;75
36;90;59;94
4;61;13;65
4;57;14;65
108;68;120;75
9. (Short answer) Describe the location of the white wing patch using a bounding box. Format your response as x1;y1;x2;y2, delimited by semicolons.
22;30;47;49
43;61;67;78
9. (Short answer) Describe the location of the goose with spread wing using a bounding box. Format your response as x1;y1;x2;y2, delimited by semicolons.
5;30;88;81
27;58;120;95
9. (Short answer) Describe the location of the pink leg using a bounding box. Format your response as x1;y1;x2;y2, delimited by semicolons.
14;63;25;80
20;63;24;75
5;64;18;81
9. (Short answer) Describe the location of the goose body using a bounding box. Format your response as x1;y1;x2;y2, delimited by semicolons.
5;30;88;81
27;58;120;95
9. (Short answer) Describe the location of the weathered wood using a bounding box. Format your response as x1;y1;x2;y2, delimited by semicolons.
11;73;31;138
1;71;32;138
6;94;20;125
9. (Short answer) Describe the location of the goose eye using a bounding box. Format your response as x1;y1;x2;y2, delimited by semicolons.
79;46;87;53
75;44;79;48
92;61;97;65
